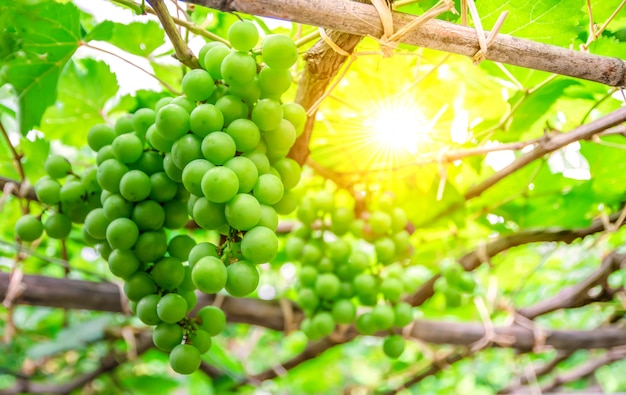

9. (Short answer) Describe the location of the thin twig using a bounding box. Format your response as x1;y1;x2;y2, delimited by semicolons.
149;0;200;69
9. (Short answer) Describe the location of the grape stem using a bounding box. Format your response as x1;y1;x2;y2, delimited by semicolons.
149;0;201;69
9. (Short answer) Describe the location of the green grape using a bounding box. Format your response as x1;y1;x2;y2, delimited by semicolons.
252;174;284;205
383;335;405;358
371;304;395;330
45;154;72;179
312;190;334;213
178;266;195;292
134;230;168;263
375;237;396;264
241;226;278;264
312;312;335;337
157;293;188;323
330;207;353;236
171;134;203;170
282;102;307;137
271;158;301;190
383;335;405;359
149;172;178;202
229;79;261;106
300;242;322;265
331;299;356;324
15;215;43;242
225;194;261;230
172;95;197;114
251;98;282;131
258;67;292;98
82;227;100;246
198;41;227;69
204;45;231;80
102;194;132;221
82;167;101;193
163;154;183;182
59;180;86;206
315;273;341;300
297;287;319;311
182;159;214;197
133;151;163;175
192;256;227;293
202;132;236;165
273;190;297;215
151;257;185;290
258;204;278;231
34;177;61;205
225;118;261;153
214;95;249;126
112;133;143;164
88;124;116;152
132;200;165;231
154;97;174;112
243;151;270;174
155;104;190;140
163;200;189;229
300;317;323;340
353;273;377;296
340;281;356;299
264;124;296;159
355;313;377;335
182;69;215;102
108;249;139;279
123;271;157;301
188;242;218;266
62;203;90;224
392;230;411;256
190;104;224;138
285;237;304;262
298;266;318;287
225;260;259;297
132;108;156;138
391;207;408;232
261;34;297;70
153;322;183;352
97;159;128;193
192;198;226;230
98;243;113;260
119;170;151;202
393;302;414;328
83;208;110;240
147;125;175;152
188;329;212;354
224;156;258;193
380;277;403;303
181;290;197;312
106;217;139;250
201;166;239;203
221;51;257;85
317;257;334;273
328;239;351;264
137;294;162;325
369;211;392;235
167;235;196;261
228;20;259;52
196;305;226;336
114;114;135;135
169;344;201;375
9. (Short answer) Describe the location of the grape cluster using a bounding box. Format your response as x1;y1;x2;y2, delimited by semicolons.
18;20;305;375
14;155;101;242
286;190;421;358
434;258;476;308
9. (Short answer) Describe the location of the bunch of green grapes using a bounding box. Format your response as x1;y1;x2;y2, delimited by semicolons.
286;189;420;359
433;258;476;308
16;20;306;375
15;155;101;242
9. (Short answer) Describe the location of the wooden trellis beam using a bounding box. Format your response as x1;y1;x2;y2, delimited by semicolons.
187;0;626;86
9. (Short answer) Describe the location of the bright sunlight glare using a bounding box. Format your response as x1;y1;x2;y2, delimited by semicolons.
367;104;430;156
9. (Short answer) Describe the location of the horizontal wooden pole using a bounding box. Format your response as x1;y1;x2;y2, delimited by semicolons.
3;272;626;351
186;0;626;86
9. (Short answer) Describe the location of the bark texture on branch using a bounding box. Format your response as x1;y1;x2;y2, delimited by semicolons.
3;273;626;351
189;0;626;86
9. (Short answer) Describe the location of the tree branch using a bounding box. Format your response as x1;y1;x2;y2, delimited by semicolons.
517;251;625;319
0;175;37;201
465;111;626;199
404;208;626;307
150;0;200;69
190;0;626;86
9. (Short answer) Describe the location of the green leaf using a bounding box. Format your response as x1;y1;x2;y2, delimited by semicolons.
86;20;165;57
0;1;81;134
40;58;118;146
477;0;585;46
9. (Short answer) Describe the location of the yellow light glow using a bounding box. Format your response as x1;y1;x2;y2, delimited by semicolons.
370;107;424;155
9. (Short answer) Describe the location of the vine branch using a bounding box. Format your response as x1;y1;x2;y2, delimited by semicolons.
150;0;200;69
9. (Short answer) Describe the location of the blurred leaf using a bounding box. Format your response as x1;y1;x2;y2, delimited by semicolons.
86;20;165;57
40;58;118;146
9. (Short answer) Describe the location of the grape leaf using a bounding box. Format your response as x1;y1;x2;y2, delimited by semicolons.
0;1;81;134
86;20;165;57
39;58;118;146
477;0;585;46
